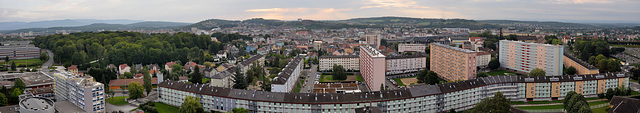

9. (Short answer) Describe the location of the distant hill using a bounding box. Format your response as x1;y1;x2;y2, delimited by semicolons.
477;20;597;28
185;18;379;30
0;19;144;30
339;17;498;29
6;21;191;33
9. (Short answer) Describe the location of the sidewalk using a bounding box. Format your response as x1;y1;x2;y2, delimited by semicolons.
512;99;607;107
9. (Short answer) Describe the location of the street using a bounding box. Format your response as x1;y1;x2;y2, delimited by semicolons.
300;64;318;93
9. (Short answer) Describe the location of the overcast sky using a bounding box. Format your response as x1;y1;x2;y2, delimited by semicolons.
1;0;639;23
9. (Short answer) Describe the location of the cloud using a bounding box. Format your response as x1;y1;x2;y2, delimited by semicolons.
245;8;311;13
244;8;352;20
360;0;430;9
552;0;615;4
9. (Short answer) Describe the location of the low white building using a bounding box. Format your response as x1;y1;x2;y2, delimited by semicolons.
385;54;428;75
271;55;304;92
319;55;360;71
398;43;427;53
476;52;491;68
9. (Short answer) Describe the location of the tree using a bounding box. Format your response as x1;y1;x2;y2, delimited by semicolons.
123;72;133;79
566;66;577;75
180;96;204;113
128;82;144;99
9;88;21;104
10;61;15;71
0;93;7;106
477;72;489;77
529;68;546;76
417;70;442;85
563;91;577;109
565;92;590;113
4;56;8;63
0;86;7;96
470;91;511;113
332;65;347;80
13;79;25;90
232;108;250;113
143;74;152;96
189;66;203;84
232;68;248;89
488;58;500;70
40;51;48;61
260;78;271;91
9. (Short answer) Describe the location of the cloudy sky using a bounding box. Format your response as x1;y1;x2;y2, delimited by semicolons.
1;0;639;23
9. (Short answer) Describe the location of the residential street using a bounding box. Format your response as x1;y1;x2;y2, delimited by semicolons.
300;64;318;93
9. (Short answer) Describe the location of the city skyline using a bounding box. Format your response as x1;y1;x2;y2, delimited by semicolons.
1;0;639;23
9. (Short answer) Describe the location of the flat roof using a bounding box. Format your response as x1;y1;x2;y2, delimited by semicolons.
430;43;476;53
20;97;53;111
54;101;86;113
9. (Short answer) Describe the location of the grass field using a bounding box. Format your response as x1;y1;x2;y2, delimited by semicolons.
517;100;609;110
319;74;359;82
153;102;180;113
487;70;516;76
0;58;43;67
107;96;129;105
592;107;609;113
392;78;406;86
293;79;304;93
202;78;211;83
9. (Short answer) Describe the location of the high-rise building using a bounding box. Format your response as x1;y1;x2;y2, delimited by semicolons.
53;72;105;113
360;45;385;91
430;43;477;81
499;40;564;76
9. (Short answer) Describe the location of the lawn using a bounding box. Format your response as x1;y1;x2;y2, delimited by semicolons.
142;102;180;113
487;70;516;76
319;74;359;82
517;100;609;110
293;79;304;93
592;107;609;113
107;96;129;105
202;78;211;83
392;78;406;86
0;58;43;67
632;90;640;95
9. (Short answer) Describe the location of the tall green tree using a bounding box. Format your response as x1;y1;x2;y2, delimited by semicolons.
180;96;204;113
564;91;591;113
40;51;48;61
4;56;8;62
10;61;15;71
0;93;7;106
332;65;347;80
9;88;21;104
232;108;250;113
260;78;271;92
233;68;248;89
143;74;152;96
529;68;546;76
128;82;144;99
13;79;26;90
488;58;500;70
471;91;511;113
189;66;202;84
477;72;489;77
417;70;442;85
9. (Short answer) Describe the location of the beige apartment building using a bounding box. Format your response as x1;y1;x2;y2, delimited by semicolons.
430;43;477;81
398;43;427;53
319;55;360;71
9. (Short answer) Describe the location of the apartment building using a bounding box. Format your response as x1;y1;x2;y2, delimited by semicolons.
0;43;42;60
360;45;386;91
398;43;427;53
563;53;599;75
271;55;304;92
430;43;477;81
499;40;564;76
476;52;491;67
319;55;360;71
159;73;628;113
53;72;105;113
385;54;427;75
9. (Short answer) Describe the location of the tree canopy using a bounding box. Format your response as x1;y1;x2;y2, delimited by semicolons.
180;96;204;113
488;58;500;70
566;66;577;75
128;82;144;99
143;73;152;96
13;79;26;90
417;70;442;85
564;91;591;113
471;91;511;113
332;65;347;80
529;68;546;76
233;68;248;89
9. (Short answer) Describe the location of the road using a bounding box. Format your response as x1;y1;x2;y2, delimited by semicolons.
300;64;318;93
41;50;54;70
631;81;640;92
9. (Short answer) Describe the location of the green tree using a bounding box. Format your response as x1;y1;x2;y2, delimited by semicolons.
4;56;8;63
143;73;152;96
180;96;204;113
0;93;7;106
0;86;7;96
233;68;248;89
488;58;500;70
13;79;26;90
332;65;347;80
9;88;21;104
10;61;15;71
608;60;621;72
128;82;144;99
123;72;133;79
260;78;271;91
40;51;48;61
417;70;441;85
231;108;250;113
565;92;590;113
529;68;546;76
470;91;511;113
566;66;577;75
477;72;489;77
189;66;203;84
563;91;577;109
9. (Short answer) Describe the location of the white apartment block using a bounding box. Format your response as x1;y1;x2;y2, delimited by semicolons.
476;52;491;67
499;40;564;76
158;73;628;113
319;55;360;71
385;54;427;75
398;43;427;53
53;72;105;113
271;55;304;92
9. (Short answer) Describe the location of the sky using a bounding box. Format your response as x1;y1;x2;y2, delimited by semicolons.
1;0;639;23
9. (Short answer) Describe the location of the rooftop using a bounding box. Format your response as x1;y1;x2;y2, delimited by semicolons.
430;43;476;53
360;45;385;58
19;97;54;111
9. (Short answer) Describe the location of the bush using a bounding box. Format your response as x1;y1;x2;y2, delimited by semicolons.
140;105;158;113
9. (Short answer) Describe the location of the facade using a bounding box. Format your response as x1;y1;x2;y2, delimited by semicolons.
476;52;491;67
19;97;55;113
563;53;599;75
385;54;427;75
0;44;42;60
158;73;628;113
53;72;105;113
397;43;427;53
360;45;386;91
319;55;360;71
430;43;477;81
499;40;564;76
271;55;304;92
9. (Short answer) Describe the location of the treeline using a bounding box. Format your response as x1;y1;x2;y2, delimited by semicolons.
33;31;250;68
